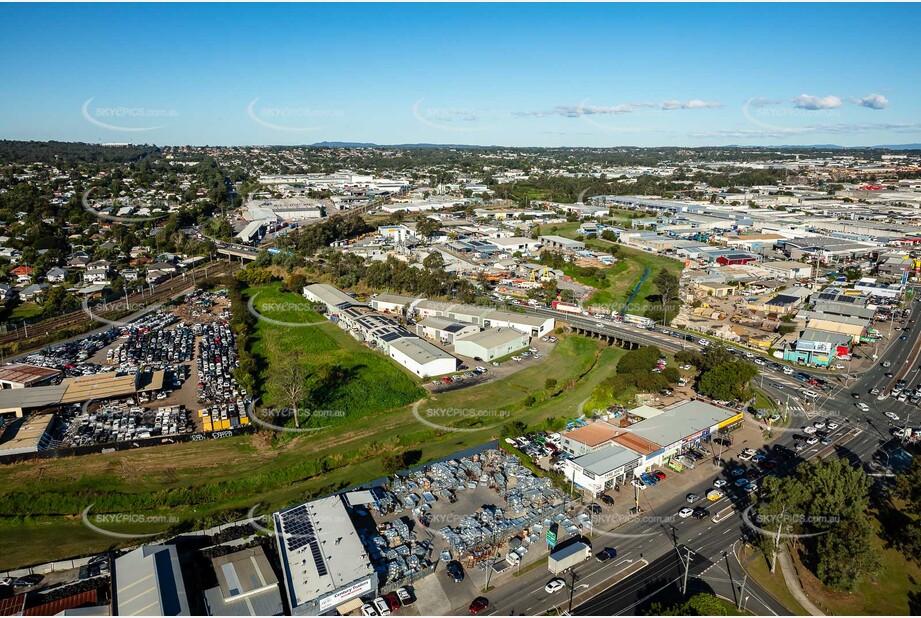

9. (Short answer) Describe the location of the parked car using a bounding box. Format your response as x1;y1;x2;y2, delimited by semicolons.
447;560;465;582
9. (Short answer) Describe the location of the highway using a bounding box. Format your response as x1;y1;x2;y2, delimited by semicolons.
448;297;920;615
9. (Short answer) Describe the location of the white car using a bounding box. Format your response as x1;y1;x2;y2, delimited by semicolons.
678;507;694;518
885;411;900;421
361;604;378;617
631;479;647;490
827;421;839;430
802;426;817;434
738;451;754;461
783;366;794;375
372;598;390;616
545;578;566;594
713;479;728;488
806;436;819;445
855;403;869;412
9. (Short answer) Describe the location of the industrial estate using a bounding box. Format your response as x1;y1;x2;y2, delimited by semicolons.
2;2;921;617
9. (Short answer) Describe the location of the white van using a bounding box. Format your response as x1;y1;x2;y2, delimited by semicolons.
800;389;819;401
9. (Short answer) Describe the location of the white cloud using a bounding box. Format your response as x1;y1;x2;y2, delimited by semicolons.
660;99;722;110
792;94;843;110
853;93;889;110
745;97;783;108
516;99;722;117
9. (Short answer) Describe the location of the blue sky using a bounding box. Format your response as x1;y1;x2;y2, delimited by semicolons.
1;3;919;147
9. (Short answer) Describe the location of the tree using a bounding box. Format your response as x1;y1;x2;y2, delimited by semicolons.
382;452;408;476
653;269;680;325
422;251;445;271
758;458;879;591
501;420;527;438
272;353;306;428
697;360;757;401
42;285;69;315
415;217;442;242
545;378;558;390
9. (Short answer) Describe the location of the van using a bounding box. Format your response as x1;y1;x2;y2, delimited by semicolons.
800;389;819;401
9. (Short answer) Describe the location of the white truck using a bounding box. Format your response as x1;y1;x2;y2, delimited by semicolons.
548;542;592;574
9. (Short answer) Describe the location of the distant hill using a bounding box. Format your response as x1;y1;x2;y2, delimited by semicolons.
310;141;497;149
873;143;921;150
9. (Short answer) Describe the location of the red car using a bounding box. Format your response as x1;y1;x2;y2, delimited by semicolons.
383;592;401;612
654;471;667;480
469;597;490;614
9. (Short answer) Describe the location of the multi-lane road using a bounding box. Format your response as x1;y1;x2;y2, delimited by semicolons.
455;300;921;615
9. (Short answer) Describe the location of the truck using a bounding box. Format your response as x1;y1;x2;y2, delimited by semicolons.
548;542;592;574
551;300;581;314
623;313;655;328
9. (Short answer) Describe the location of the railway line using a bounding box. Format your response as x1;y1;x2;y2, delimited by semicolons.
0;260;239;348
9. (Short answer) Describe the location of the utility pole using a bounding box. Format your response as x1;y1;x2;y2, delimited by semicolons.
675;546;694;596
737;572;749;611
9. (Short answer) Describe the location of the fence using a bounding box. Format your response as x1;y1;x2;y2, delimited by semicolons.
0;426;254;465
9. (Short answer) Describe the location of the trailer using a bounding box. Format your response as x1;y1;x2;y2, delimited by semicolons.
548;542;592;574
552;301;582;315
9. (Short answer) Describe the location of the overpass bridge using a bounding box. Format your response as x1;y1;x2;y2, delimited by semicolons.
522;306;697;353
217;244;259;261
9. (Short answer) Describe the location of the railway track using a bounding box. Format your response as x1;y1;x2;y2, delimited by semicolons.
0;260;239;347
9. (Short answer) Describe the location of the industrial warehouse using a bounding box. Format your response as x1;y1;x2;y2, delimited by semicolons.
302;284;554;378
560;400;744;495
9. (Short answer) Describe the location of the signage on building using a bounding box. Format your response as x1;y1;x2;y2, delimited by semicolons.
546;523;558;548
319;578;374;612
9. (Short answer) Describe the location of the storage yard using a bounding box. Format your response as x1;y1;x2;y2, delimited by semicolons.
361;448;569;587
0;290;252;458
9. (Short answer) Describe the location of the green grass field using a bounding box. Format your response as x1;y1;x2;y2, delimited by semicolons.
8;302;43;320
536;223;685;316
0;328;613;570
790;519;921;616
246;283;424;425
